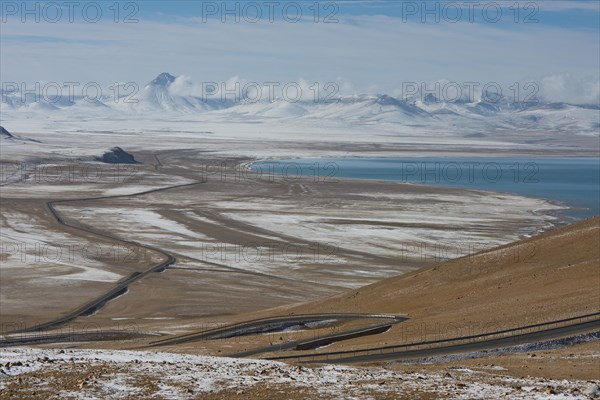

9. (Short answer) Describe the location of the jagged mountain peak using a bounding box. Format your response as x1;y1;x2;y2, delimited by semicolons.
422;93;440;105
375;94;403;106
148;72;176;88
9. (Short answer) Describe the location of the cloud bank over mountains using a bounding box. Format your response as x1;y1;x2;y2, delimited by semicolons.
2;73;598;142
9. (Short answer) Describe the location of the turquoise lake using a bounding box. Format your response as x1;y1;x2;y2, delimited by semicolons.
251;157;600;221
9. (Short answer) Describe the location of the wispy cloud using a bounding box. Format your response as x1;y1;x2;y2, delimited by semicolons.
517;0;600;12
1;13;598;102
0;34;116;45
537;74;600;104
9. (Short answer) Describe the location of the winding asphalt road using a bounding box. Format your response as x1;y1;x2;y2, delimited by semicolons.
149;313;407;347
10;180;203;334
266;313;600;364
0;330;163;347
230;321;395;357
4;159;598;365
149;312;600;365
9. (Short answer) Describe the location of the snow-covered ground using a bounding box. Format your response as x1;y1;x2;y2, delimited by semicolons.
217;190;561;259
1;72;598;161
0;347;596;399
0;211;123;284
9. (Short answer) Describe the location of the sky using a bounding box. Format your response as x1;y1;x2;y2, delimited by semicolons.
1;0;599;102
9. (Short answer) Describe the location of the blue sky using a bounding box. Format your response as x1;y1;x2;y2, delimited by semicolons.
1;1;599;102
138;0;600;27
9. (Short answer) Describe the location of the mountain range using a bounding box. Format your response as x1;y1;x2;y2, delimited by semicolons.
2;73;599;138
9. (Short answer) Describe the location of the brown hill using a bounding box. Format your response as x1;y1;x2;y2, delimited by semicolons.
206;217;599;356
288;217;599;346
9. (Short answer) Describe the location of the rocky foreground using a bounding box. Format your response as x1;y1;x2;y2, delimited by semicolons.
1;348;599;399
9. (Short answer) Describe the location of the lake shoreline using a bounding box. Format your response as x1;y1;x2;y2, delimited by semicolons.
251;156;599;223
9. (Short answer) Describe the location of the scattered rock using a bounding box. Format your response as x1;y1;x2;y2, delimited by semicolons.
584;383;600;397
544;387;558;395
97;147;140;164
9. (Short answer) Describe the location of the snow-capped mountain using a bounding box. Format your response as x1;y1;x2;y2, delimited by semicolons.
1;73;598;137
114;72;233;113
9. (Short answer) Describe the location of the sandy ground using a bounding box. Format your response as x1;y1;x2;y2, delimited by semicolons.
1;148;560;332
1;134;597;399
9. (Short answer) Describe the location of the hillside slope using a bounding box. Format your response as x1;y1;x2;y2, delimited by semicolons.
286;216;600;348
207;217;599;357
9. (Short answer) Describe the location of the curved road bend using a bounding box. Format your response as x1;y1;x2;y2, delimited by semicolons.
149;313;407;347
11;181;203;334
267;316;600;364
230;322;396;358
10;175;372;335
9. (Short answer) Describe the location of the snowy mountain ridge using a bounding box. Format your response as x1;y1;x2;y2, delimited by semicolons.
1;73;598;138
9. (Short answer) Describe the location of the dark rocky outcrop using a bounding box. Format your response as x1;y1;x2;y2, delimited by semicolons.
0;126;14;138
98;147;140;164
